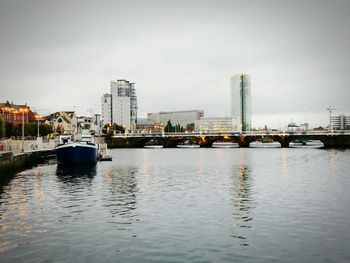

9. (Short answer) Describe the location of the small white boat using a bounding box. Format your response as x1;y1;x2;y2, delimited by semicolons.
177;140;200;148
98;143;112;161
212;142;239;148
289;140;324;149
144;145;164;149
177;144;200;148
249;141;281;148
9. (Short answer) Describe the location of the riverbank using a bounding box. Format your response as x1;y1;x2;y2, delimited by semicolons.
0;149;56;175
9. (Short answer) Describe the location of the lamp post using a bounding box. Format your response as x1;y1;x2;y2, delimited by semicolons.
19;108;28;152
35;114;41;138
12;109;18;122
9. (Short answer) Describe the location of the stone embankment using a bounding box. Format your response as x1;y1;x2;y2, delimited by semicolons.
0;139;57;175
0;138;56;154
0;149;56;174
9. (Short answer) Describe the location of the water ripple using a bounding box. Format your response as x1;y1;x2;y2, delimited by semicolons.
0;149;349;262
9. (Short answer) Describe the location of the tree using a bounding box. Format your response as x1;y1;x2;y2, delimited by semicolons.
164;120;174;132
39;123;53;137
2;121;53;138
105;130;114;143
112;123;125;133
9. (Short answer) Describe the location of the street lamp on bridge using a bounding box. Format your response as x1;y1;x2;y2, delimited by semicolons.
19;108;29;152
35;114;42;138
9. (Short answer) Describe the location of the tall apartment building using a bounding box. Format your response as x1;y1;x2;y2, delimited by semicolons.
101;93;112;125
330;114;350;130
147;110;204;130
230;73;252;132
101;80;137;130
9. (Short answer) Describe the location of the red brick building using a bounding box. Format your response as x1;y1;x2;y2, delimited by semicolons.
0;100;36;123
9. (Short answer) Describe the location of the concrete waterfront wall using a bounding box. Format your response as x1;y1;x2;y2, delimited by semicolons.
0;149;56;175
0;139;56;154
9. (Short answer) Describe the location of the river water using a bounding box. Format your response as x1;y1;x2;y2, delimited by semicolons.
0;148;349;262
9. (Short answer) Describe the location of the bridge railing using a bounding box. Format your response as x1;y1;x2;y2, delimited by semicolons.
111;130;350;138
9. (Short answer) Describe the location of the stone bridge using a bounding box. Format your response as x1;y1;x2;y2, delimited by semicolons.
107;131;350;148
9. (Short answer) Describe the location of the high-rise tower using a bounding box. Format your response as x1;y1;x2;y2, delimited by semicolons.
101;93;112;125
101;79;137;130
111;80;137;130
230;73;252;131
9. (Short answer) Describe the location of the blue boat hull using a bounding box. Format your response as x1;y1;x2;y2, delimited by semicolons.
56;143;98;165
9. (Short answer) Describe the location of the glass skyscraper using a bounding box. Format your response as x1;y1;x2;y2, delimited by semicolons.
230;73;252;131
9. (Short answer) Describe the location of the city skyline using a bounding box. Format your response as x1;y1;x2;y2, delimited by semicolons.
1;0;349;129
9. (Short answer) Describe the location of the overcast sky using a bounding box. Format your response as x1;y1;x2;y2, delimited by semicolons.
0;0;349;128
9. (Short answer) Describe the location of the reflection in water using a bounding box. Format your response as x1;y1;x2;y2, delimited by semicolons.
56;164;97;184
102;167;139;229
54;165;97;224
328;149;337;173
280;148;289;177
0;149;349;262
0;166;48;253
230;164;254;246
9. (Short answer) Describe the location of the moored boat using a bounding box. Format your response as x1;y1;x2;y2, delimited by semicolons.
249;141;281;148
56;134;98;165
289;140;324;149
212;142;239;148
177;144;200;148
98;143;113;161
144;145;164;149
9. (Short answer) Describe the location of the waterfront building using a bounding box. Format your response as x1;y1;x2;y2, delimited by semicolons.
0;100;36;123
195;117;237;132
44;111;77;135
92;114;102;135
77;116;93;130
230;73;252;132
136;123;164;133
330;114;350;130
101;80;137;130
147;110;204;130
101;93;112;125
286;121;309;132
137;117;148;125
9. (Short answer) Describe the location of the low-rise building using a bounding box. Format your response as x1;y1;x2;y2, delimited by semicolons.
148;110;204;130
330;114;350;130
136;123;164;133
286;121;309;132
44;111;77;135
195;117;237;132
0;100;36;123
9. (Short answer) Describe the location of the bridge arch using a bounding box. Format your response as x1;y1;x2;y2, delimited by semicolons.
204;136;242;147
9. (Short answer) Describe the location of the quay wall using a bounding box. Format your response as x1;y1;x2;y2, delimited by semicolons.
0;149;56;175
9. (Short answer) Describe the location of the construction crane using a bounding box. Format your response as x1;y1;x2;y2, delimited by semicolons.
87;103;99;117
